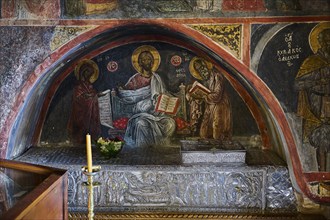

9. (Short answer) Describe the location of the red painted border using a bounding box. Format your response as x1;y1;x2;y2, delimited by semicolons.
304;172;330;182
242;23;251;67
1;18;330;203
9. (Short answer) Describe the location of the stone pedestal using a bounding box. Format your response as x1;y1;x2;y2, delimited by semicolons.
181;140;246;164
15;146;296;214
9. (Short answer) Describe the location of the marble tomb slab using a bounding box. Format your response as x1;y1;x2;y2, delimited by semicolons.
180;140;246;164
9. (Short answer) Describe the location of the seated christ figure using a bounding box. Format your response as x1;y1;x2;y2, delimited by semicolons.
119;45;176;148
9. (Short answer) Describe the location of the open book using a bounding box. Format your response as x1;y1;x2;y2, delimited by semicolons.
155;94;180;115
98;89;113;128
188;81;211;97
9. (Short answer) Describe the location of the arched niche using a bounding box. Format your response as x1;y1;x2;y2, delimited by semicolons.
4;21;327;203
8;24;274;155
40;41;263;149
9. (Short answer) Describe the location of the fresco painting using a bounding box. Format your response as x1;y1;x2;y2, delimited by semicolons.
1;0;329;20
117;45;176;148
64;0;117;17
1;0;60;19
187;57;232;140
253;22;330;172
188;24;242;59
222;0;265;11
295;22;330;172
41;42;259;151
67;59;101;144
0;0;329;209
50;26;94;51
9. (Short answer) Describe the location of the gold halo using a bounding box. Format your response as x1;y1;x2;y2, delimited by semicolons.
309;22;330;53
189;56;213;80
131;45;160;73
74;59;99;83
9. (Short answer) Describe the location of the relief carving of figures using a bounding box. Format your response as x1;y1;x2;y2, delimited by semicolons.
166;174;185;205
187;57;232;141
123;172;169;205
65;168;287;210
105;172;127;204
68;170;87;206
294;22;330;171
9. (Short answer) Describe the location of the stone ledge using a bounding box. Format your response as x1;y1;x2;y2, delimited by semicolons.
182;150;246;164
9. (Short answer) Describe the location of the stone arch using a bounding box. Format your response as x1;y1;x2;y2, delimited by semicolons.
2;20;326;203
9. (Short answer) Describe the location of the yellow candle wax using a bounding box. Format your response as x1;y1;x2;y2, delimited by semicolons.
86;134;93;173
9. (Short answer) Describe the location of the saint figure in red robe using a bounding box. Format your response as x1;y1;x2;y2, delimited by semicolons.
67;60;101;144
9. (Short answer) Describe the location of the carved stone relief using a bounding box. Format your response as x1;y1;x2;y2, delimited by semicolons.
65;165;295;213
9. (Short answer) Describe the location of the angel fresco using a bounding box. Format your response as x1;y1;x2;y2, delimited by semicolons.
118;45;176;148
186;57;232;141
295;22;330;171
67;59;101;144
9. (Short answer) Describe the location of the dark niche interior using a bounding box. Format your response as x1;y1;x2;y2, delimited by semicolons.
29;41;283;166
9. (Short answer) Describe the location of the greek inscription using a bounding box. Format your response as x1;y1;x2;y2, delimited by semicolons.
276;32;302;66
176;68;186;78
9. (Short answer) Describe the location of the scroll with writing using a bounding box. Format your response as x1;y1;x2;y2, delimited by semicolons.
155;94;180;115
188;81;211;98
98;89;113;128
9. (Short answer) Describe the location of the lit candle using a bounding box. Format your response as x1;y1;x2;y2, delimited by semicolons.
86;134;93;173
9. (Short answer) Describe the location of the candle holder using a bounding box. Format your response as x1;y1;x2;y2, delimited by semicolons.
82;165;102;220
